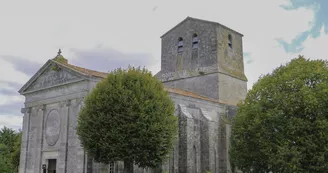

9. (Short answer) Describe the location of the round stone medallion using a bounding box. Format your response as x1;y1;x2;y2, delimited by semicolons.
45;109;61;146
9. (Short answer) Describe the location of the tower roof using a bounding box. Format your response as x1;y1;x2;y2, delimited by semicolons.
160;16;243;38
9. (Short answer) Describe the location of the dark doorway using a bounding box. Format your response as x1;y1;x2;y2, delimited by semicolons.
48;159;57;173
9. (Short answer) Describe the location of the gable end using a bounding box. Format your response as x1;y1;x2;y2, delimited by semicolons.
18;60;88;95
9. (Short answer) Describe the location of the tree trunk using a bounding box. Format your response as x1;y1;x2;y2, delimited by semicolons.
123;161;134;173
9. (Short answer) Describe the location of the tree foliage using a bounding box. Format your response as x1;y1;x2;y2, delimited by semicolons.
11;131;22;173
0;126;21;173
230;56;328;173
0;143;12;173
76;67;178;170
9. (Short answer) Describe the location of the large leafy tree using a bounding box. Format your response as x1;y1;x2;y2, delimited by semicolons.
0;127;21;173
230;56;328;173
77;67;178;173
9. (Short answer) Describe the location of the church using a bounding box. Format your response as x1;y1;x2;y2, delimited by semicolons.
18;17;247;173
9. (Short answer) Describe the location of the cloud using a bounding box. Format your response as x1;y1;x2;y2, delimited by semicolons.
0;80;22;90
0;80;22;97
0;101;23;116
0;88;18;96
278;0;328;53
299;26;328;60
0;114;22;130
1;55;42;77
69;46;157;74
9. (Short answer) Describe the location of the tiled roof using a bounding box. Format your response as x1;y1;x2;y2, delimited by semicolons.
52;56;108;78
53;56;224;104
65;63;108;78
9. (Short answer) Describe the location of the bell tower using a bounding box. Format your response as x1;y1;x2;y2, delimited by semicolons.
155;17;247;105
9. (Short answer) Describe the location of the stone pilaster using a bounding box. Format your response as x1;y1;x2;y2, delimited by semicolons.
19;107;31;173
199;108;213;173
76;98;87;173
218;122;233;173
177;104;194;173
209;116;219;173
34;105;46;173
58;100;71;173
168;140;178;173
225;124;232;173
173;141;179;173
26;107;37;173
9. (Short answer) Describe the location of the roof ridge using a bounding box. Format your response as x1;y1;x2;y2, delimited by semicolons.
68;63;108;75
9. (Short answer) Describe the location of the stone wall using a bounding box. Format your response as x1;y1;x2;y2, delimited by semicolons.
217;73;247;106
163;73;220;100
167;93;231;173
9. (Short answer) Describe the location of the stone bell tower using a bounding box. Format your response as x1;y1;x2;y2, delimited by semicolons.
155;17;248;105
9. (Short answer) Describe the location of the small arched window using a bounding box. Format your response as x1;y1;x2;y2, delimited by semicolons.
228;34;232;49
192;33;199;49
178;37;183;53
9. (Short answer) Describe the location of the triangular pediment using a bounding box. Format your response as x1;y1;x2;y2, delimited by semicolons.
19;60;87;94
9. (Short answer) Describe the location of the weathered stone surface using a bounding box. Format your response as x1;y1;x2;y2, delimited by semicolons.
27;65;80;92
45;109;61;146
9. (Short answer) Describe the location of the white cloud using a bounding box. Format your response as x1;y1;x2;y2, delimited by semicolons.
0;0;322;128
0;59;30;83
0;114;22;130
299;26;328;60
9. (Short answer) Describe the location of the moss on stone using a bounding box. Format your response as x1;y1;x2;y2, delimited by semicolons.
53;55;68;64
51;65;61;71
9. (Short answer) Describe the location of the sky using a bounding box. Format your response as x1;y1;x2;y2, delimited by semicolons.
0;0;327;130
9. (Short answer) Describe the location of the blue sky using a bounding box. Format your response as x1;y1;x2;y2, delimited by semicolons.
0;0;327;129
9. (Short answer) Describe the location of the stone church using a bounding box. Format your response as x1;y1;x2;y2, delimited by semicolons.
18;17;247;173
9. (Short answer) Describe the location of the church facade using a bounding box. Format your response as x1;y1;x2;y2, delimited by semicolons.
18;17;247;173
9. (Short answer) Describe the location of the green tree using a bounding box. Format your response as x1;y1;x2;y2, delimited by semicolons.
0;144;12;173
0;126;16;153
0;127;21;173
11;131;22;173
76;67;178;173
230;56;328;173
